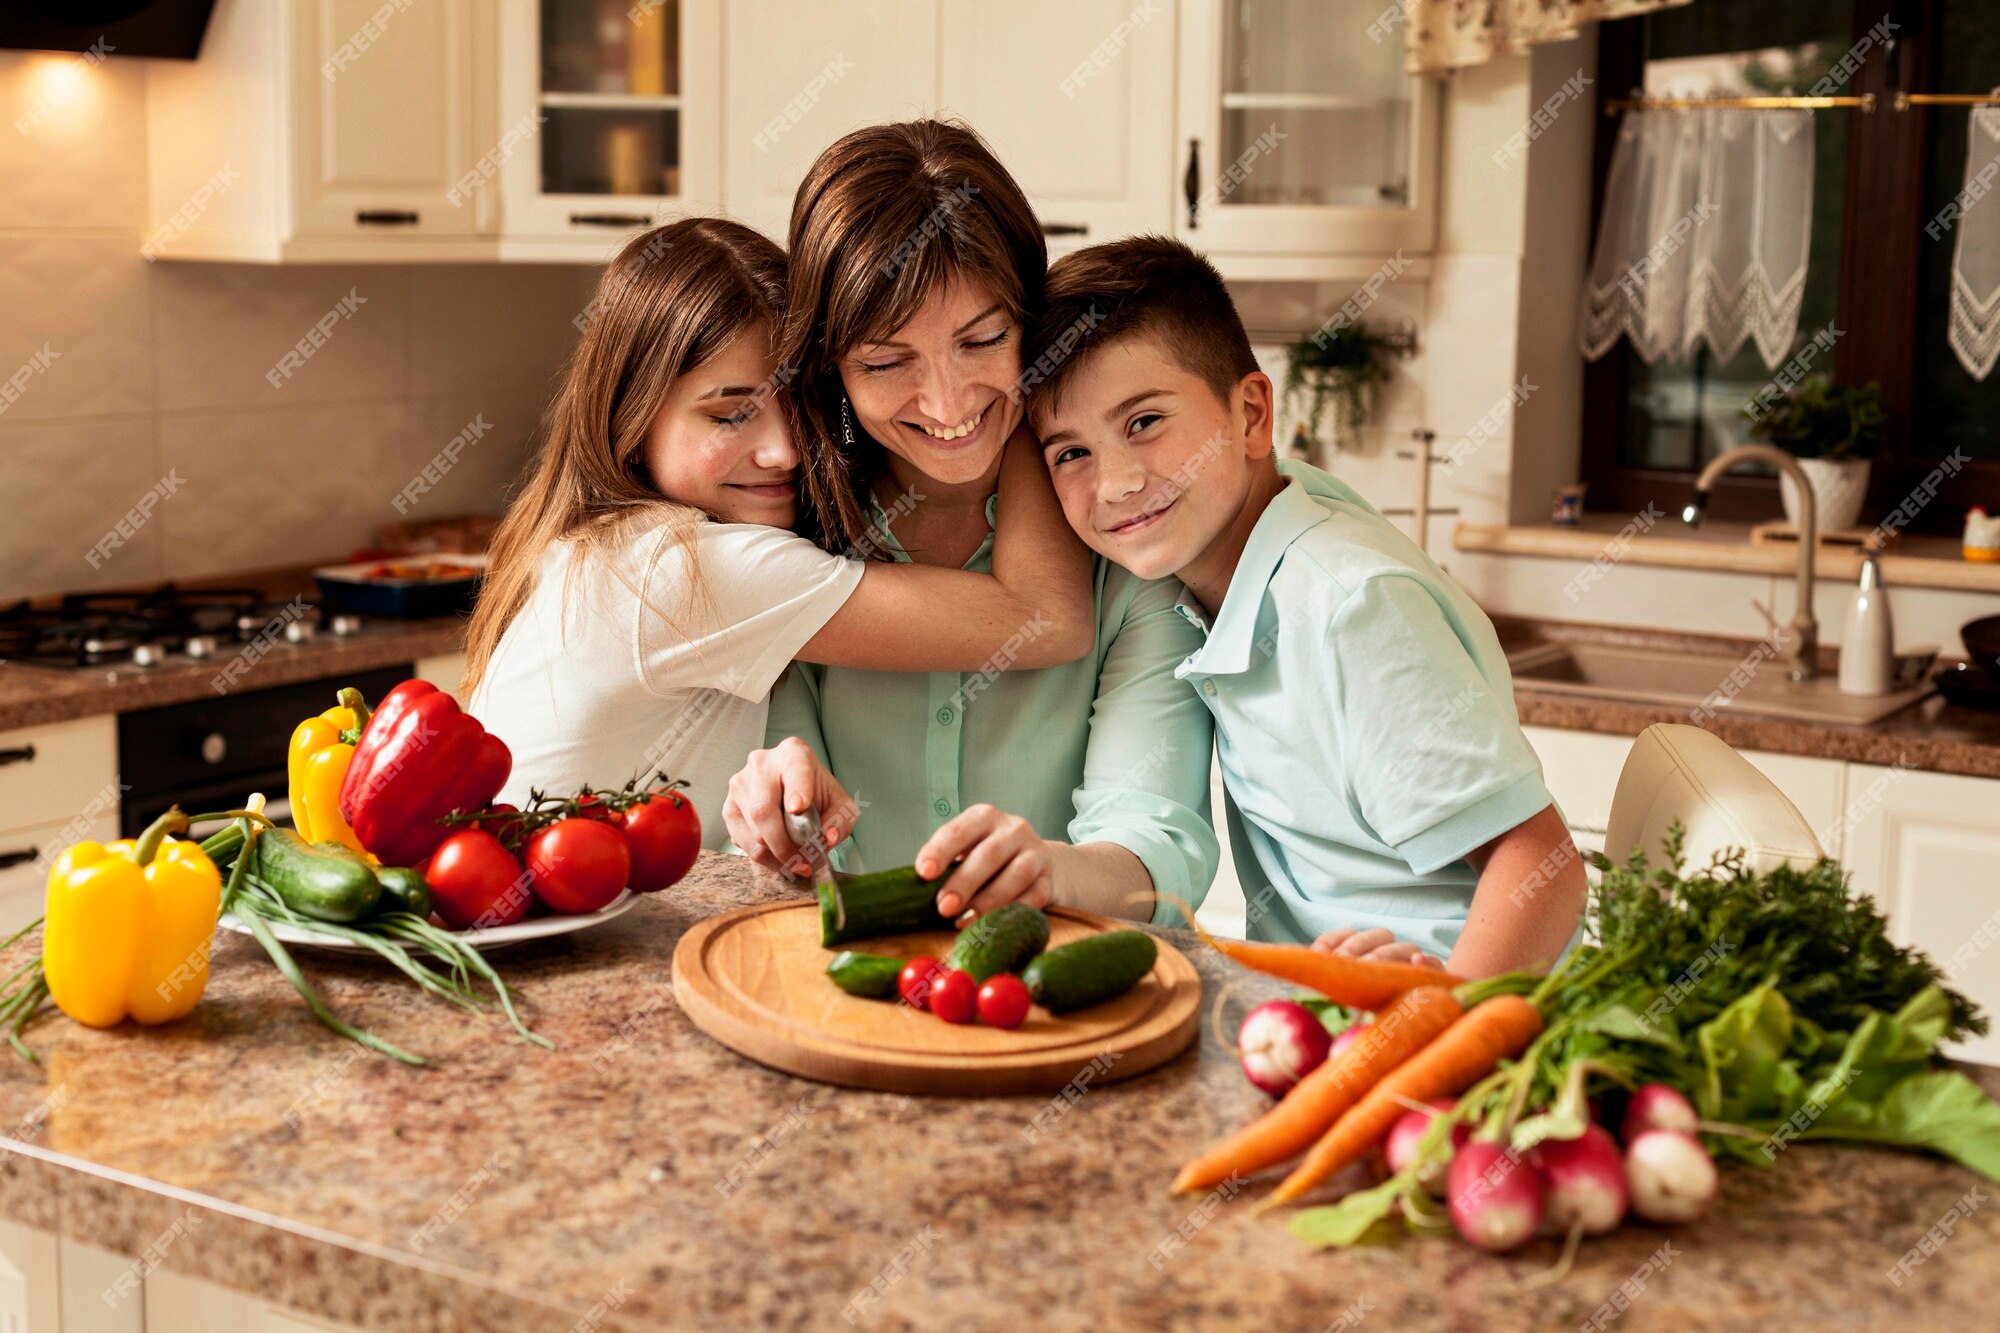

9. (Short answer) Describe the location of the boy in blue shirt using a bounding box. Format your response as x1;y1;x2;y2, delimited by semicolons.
1025;237;1585;976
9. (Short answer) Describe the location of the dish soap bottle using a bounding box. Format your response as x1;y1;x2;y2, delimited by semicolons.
1839;553;1895;696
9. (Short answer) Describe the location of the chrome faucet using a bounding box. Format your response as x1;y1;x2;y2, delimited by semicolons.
1681;444;1819;681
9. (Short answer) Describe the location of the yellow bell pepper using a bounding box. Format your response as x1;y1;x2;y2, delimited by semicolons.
44;810;222;1028
287;687;370;854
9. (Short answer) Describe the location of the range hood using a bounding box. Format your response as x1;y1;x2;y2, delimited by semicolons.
0;1;216;60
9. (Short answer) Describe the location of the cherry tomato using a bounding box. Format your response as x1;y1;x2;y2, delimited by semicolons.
897;957;942;1010
574;795;616;823
468;803;520;840
621;789;701;892
522;817;631;914
427;830;530;931
928;968;978;1024
976;974;1031;1029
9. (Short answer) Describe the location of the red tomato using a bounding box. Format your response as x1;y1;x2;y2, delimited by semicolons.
427;830;530;931
976;974;1031;1029
523;817;631;914
897;957;942;1010
574;795;616;823
469;803;520;839
928;968;978;1024
621;790;701;892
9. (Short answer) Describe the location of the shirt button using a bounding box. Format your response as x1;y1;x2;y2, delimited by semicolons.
932;798;951;817
1202;680;1217;696
936;705;956;726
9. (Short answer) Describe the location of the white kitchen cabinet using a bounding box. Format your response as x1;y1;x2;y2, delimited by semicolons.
0;716;118;934
144;0;500;261
0;1220;59;1333
1175;0;1439;274
146;1268;363;1333
1844;764;2000;1065
721;0;939;242
497;0;723;259
936;0;1177;253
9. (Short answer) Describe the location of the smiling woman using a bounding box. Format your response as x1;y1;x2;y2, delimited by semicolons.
724;120;1221;928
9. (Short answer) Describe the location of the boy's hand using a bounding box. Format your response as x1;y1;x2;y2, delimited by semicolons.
1311;927;1445;970
723;738;858;877
915;803;1054;921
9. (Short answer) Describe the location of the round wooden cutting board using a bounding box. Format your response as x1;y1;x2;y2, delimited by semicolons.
672;900;1202;1095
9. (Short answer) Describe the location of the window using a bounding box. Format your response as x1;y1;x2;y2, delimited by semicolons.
1583;0;1999;532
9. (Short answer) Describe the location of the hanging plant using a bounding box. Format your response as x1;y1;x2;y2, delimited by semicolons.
1282;322;1394;451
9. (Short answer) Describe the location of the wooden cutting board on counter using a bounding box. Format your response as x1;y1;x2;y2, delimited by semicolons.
672;900;1202;1095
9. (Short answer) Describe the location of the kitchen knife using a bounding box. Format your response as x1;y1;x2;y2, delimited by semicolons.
784;806;846;933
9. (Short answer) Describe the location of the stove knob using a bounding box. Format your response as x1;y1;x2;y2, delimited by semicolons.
131;643;163;668
200;732;227;765
328;614;363;637
284;619;317;644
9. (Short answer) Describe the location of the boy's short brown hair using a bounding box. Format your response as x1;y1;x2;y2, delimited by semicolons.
1023;235;1259;419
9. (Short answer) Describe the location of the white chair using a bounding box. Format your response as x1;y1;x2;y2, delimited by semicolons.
1604;724;1824;873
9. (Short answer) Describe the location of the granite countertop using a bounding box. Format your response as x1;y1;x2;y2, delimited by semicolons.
1493;617;2000;780
1;855;1994;1331
0;566;468;731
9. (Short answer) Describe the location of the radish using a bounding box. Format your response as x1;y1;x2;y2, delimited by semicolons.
1238;1000;1333;1097
1624;1129;1718;1224
1529;1125;1628;1236
1446;1140;1544;1253
1621;1084;1699;1143
1329;1020;1371;1059
1384;1098;1468;1196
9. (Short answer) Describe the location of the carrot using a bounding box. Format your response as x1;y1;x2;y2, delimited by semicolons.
1171;985;1463;1195
1260;993;1545;1208
1164;894;1464;1009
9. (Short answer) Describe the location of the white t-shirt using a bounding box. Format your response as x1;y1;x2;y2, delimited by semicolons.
468;517;864;848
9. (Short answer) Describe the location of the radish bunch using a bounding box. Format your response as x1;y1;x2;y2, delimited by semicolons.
1430;1083;1718;1253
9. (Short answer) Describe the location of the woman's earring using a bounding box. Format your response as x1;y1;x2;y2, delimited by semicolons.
839;396;856;452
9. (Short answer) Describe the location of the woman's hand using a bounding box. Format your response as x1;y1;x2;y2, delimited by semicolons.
1310;927;1445;970
915;803;1054;920
723;737;859;876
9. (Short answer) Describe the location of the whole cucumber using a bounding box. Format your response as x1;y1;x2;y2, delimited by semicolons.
946;902;1050;982
1021;931;1157;1014
374;866;433;919
251;827;384;923
826;951;904;999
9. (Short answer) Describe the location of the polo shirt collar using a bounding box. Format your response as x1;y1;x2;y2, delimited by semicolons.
1180;478;1332;677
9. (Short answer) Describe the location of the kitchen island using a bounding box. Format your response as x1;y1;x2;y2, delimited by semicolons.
0;855;1993;1332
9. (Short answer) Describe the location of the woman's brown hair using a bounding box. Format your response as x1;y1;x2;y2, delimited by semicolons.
461;217;786;696
778;119;1046;554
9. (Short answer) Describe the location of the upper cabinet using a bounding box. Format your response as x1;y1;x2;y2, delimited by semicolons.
497;0;722;259
1174;0;1438;274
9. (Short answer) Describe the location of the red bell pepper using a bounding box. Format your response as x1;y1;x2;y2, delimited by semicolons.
339;679;511;867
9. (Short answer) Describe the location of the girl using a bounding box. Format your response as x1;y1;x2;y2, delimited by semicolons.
464;217;1093;846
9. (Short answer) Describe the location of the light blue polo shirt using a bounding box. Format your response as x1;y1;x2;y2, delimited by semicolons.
1173;460;1556;957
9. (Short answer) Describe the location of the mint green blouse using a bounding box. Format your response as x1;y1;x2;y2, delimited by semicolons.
765;496;1219;924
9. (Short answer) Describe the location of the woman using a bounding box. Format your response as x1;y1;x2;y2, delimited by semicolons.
723;120;1217;924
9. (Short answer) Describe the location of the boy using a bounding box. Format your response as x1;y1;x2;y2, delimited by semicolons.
1025;236;1584;976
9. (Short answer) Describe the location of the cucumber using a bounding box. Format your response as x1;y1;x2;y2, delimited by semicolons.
250;827;383;923
1021;930;1157;1014
817;866;950;947
374;866;432;919
946;902;1050;982
826;951;904;999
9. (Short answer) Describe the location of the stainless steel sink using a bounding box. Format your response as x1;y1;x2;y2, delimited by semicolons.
1508;641;1933;726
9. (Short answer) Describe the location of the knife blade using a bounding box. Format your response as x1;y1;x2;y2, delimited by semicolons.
784;805;845;933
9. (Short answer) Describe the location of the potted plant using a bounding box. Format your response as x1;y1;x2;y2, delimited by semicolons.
1283;323;1393;459
1746;372;1887;532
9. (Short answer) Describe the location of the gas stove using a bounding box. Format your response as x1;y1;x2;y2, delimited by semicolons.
0;583;368;674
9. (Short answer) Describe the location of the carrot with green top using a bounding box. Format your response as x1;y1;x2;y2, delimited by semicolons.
1260;993;1546;1208
1168;896;1464;1009
1172;985;1464;1195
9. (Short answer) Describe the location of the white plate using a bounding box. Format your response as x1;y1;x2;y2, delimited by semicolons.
219;890;640;954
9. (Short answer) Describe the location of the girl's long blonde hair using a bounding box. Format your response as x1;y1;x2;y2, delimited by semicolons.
462;217;787;696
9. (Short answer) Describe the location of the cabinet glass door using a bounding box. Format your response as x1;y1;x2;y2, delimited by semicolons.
538;0;682;198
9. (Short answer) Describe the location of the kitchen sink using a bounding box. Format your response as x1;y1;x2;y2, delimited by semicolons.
1507;641;1934;726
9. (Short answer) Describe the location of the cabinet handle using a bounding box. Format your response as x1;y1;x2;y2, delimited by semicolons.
1039;222;1088;237
569;212;652;228
0;745;33;768
1183;138;1201;229
356;210;420;226
0;849;36;871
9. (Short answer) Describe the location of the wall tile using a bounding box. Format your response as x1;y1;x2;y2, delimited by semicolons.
0;53;147;232
407;264;596;398
0;418;164;597
0;235;154;422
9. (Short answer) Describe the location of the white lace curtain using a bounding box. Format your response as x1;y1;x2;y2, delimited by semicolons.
1580;108;1815;371
1948;99;2000;382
